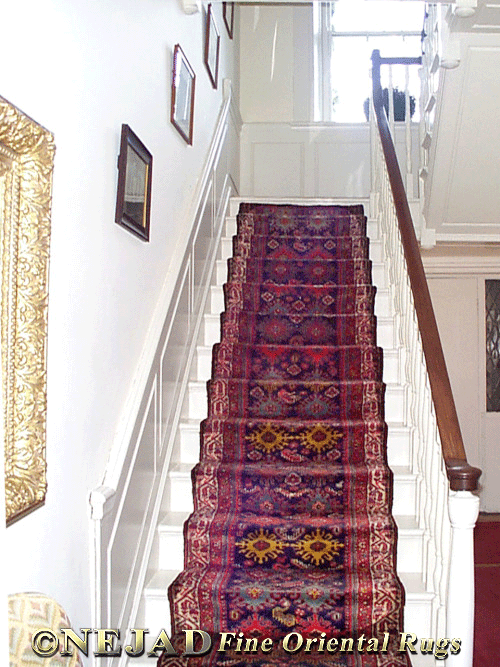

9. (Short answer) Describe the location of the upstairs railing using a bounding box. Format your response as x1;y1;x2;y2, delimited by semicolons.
370;49;480;667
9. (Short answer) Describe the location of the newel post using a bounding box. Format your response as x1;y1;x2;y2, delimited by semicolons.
446;490;479;666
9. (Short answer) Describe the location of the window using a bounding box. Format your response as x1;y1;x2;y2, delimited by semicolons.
486;280;500;411
314;0;425;123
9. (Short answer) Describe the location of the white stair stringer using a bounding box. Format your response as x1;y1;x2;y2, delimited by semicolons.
140;199;432;660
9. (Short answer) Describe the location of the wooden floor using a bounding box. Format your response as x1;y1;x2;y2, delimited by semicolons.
473;516;500;665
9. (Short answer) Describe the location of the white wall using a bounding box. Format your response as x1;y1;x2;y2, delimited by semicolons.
2;0;238;633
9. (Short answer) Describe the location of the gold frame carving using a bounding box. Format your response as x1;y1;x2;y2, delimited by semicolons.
1;96;55;525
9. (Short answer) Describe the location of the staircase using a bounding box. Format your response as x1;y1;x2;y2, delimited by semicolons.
139;198;435;666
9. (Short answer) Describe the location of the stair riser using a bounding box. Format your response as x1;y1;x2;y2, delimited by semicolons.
374;290;392;317
158;521;422;575
202;314;221;348
392;477;417;516
210;283;392;319
216;258;387;290
178;424;200;463
225;216;377;243
199;323;400;385
387;427;412;467
193;347;212;380
367;219;379;240
383;350;401;384
369;239;383;263
377;318;397;349
167;473;193;514
168;469;416;515
188;382;208;420
187;380;405;422
144;597;171;635
219;237;233;261
143;587;433;644
403;602;434;640
225;216;237;237
159;530;185;571
385;385;406;423
178;422;411;468
397;537;423;574
178;421;411;468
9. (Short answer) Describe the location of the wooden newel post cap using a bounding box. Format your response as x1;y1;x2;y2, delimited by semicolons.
446;459;482;492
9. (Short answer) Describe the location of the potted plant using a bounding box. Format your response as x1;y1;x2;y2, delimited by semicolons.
364;88;416;121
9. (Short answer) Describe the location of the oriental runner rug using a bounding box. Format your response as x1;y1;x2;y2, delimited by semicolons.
160;204;410;666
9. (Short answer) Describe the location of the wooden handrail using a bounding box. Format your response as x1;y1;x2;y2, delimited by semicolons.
371;50;481;492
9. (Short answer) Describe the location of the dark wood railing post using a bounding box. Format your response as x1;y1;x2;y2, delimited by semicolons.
370;50;481;492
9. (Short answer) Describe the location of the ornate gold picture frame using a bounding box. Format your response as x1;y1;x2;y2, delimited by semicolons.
1;96;55;525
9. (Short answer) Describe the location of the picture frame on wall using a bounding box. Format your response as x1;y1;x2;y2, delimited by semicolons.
115;124;152;242
204;4;220;89
223;2;234;40
171;44;196;145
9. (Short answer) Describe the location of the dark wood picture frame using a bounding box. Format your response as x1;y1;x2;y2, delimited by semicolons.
171;44;196;145
223;2;234;40
115;124;152;242
204;4;220;89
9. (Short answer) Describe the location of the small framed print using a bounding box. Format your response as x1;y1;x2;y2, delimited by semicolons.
115;124;152;241
171;44;196;145
223;2;234;40
204;4;220;89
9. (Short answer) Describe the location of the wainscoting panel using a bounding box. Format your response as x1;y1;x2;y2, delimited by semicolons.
241;122;420;199
253;142;304;196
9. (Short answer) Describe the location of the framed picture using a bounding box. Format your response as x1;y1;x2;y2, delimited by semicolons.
204;4;220;89
115;124;152;241
223;2;234;40
171;44;196;145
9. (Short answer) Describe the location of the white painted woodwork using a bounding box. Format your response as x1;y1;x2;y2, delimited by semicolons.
421;1;500;241
240;123;421;200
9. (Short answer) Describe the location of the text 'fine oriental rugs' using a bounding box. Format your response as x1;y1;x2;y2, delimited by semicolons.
161;204;410;666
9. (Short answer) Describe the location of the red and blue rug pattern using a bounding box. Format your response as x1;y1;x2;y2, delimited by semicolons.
163;204;409;666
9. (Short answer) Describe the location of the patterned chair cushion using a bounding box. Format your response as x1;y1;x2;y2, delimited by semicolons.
8;593;83;667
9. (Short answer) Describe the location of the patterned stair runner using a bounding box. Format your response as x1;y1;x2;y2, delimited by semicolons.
162;204;410;666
